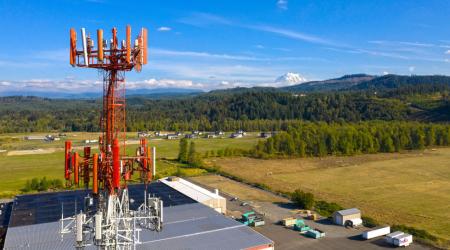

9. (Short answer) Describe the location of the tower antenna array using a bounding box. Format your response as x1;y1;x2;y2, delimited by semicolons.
62;26;162;249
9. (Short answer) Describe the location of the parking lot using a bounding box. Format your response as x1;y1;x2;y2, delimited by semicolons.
189;176;431;250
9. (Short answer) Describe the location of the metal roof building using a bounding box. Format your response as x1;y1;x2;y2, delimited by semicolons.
4;182;273;250
161;177;226;213
332;208;362;226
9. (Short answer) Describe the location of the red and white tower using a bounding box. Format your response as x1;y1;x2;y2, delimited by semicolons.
61;26;162;249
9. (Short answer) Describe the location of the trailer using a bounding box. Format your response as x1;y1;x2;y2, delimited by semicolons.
385;231;404;244
253;218;265;227
386;231;413;247
241;211;265;227
306;229;325;239
362;226;390;239
393;234;413;247
281;217;297;227
293;219;311;233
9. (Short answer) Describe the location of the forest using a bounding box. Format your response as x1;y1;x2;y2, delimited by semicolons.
0;75;449;133
253;121;450;158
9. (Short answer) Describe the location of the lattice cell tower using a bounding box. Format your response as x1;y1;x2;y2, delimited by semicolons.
61;26;163;249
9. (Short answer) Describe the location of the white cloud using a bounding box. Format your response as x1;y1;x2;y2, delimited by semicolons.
0;78;206;92
445;50;450;54
148;61;281;82
382;71;389;75
180;12;337;46
255;44;265;49
151;48;263;61
277;0;288;10
128;78;204;89
409;66;415;73
178;12;232;27
274;47;291;52
369;40;435;47
157;26;172;32
246;24;337;46
150;47;329;63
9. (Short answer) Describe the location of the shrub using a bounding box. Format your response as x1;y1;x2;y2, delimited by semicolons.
314;200;343;217
21;177;65;193
362;216;378;228
291;189;315;210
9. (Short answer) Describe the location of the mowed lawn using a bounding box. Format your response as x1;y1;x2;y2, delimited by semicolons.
210;149;450;242
0;132;261;197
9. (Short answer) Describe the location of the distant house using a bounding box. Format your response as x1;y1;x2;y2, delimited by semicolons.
185;134;197;139
260;132;276;138
207;133;218;139
332;208;362;227
155;131;168;137
237;130;246;136
175;131;183;136
192;130;202;135
166;134;178;140
84;139;99;144
24;136;46;141
215;131;224;136
137;131;149;137
44;135;55;141
230;133;243;139
260;132;272;138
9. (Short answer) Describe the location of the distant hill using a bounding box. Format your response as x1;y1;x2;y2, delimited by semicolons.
350;74;450;90
280;74;375;92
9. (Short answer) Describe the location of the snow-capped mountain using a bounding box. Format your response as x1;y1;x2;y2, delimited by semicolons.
275;72;307;85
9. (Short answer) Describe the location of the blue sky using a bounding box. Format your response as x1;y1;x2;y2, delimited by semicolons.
1;0;450;92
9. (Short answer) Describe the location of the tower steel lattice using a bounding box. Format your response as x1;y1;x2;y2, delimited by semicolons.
61;26;162;250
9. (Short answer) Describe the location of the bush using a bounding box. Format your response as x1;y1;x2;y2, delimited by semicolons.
291;189;315;210
175;167;187;177
362;216;378;228
314;200;343;217
21;177;64;193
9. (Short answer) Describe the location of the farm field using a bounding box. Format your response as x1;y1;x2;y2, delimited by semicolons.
208;149;450;244
0;132;261;197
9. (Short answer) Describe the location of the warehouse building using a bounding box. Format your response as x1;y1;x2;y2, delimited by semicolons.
161;176;226;213
332;208;362;227
3;181;272;249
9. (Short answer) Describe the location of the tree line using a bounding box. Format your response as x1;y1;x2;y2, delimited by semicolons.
253;121;450;158
0;82;449;133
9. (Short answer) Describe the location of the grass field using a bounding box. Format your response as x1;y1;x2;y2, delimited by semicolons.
0;132;261;197
208;149;450;244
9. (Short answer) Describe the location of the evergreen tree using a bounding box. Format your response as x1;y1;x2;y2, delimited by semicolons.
178;138;188;163
187;141;198;165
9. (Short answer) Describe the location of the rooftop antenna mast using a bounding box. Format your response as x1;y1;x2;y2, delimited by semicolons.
61;26;162;249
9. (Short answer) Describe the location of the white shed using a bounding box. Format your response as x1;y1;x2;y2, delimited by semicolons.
332;208;362;226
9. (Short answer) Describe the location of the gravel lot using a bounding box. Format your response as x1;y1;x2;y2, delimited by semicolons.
189;176;431;250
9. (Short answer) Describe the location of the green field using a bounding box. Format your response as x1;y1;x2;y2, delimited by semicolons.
0;132;261;197
209;149;450;246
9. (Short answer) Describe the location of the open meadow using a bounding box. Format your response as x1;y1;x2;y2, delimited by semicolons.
0;132;261;197
208;149;450;244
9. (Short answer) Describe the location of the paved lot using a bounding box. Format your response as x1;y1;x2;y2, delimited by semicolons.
189;176;431;250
